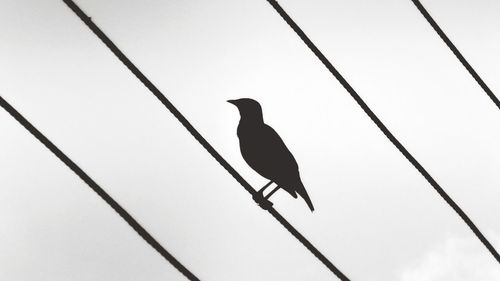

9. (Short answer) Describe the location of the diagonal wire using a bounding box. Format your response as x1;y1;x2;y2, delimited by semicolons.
61;0;350;280
0;96;200;281
410;0;500;112
264;0;500;264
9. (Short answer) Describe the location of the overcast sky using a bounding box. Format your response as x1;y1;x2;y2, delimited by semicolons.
1;0;499;280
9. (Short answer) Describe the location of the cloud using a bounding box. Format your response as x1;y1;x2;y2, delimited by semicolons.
400;234;500;281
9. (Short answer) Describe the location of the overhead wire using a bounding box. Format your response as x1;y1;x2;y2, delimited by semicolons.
61;0;350;280
410;0;500;112
0;96;201;281
264;0;500;264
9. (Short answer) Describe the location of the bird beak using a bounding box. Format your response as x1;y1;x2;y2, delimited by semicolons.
227;99;236;105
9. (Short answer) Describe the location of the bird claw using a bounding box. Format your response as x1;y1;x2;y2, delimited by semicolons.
253;192;273;210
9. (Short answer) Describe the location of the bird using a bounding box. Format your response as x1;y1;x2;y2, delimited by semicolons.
228;98;314;211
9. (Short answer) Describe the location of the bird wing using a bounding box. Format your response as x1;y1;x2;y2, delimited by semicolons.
255;125;300;185
260;126;316;210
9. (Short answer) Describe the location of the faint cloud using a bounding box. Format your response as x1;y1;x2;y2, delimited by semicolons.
400;233;500;281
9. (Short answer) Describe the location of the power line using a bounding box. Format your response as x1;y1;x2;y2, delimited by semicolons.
0;96;200;281
265;0;500;264
61;0;350;280
410;0;500;112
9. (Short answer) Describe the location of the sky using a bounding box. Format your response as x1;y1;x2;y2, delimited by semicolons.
1;0;499;280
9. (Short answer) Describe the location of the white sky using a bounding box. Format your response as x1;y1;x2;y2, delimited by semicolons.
1;0;499;280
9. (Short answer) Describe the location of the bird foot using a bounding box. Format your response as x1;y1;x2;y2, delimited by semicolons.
253;192;273;210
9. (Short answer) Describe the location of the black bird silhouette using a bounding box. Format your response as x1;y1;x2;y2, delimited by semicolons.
228;98;314;211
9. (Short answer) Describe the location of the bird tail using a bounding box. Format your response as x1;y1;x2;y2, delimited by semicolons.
296;179;314;212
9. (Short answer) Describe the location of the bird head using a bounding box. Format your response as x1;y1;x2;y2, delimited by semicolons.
227;98;263;123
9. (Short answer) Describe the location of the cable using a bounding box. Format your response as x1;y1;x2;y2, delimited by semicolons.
61;0;350;280
410;0;500;112
264;0;500;264
0;96;200;281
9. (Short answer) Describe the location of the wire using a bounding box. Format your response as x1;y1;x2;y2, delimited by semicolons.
410;0;500;112
61;0;350;280
0;96;200;281
265;0;500;264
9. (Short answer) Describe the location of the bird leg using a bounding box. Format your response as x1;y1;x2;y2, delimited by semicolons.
258;180;273;193
264;186;280;200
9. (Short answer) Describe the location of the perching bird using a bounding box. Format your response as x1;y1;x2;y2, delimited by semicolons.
228;98;314;211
